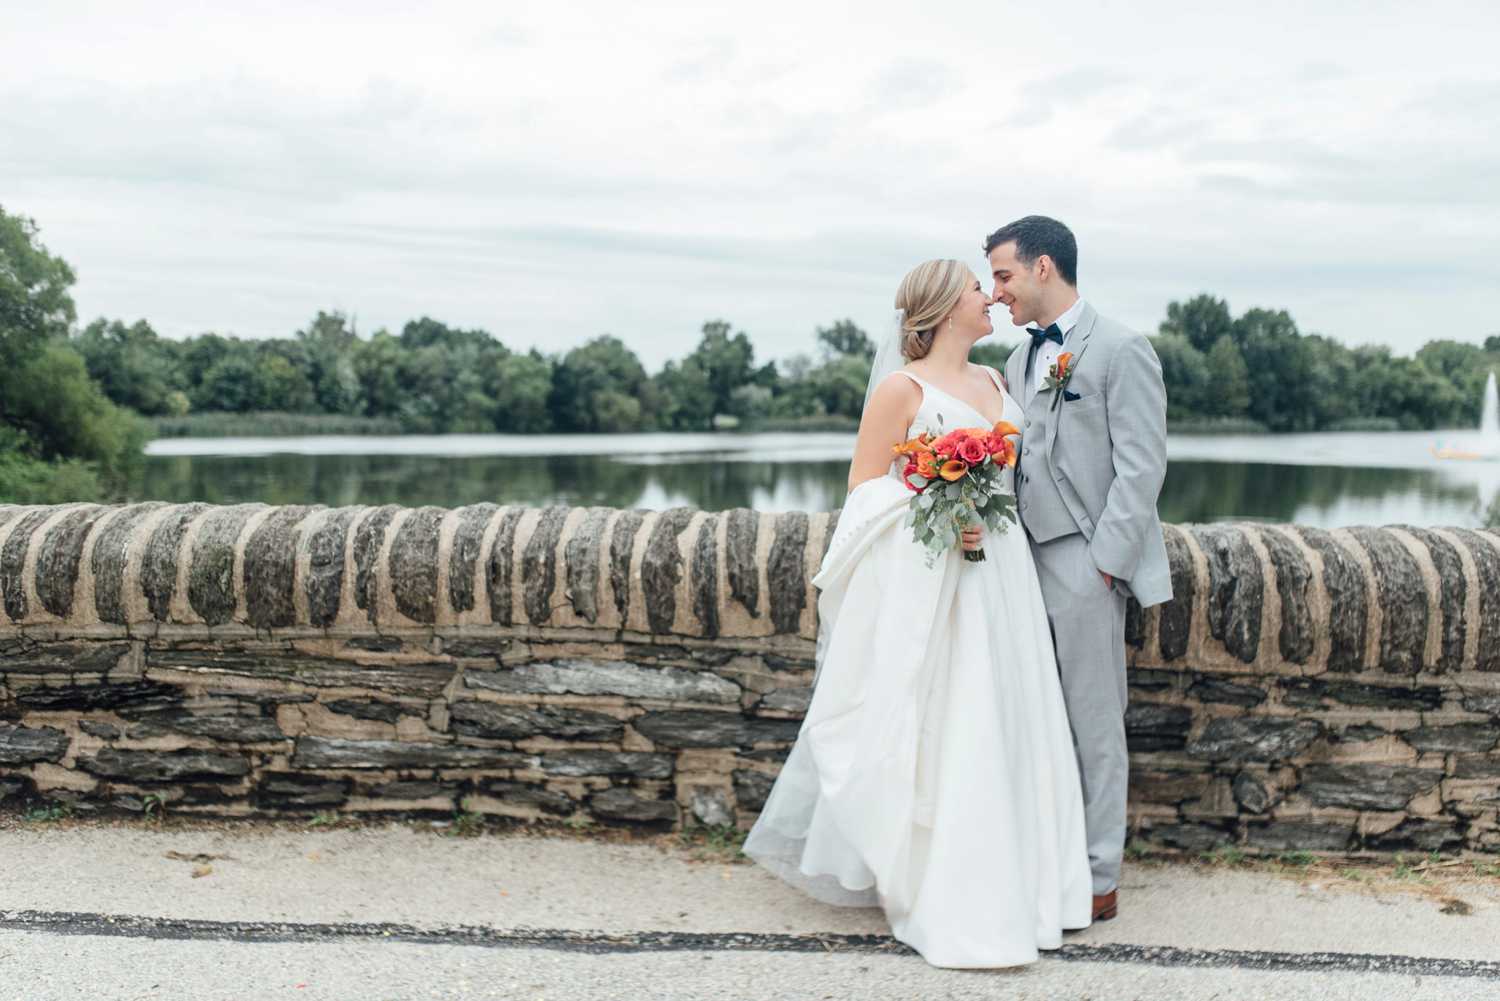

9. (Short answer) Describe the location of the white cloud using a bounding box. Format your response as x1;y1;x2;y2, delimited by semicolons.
3;0;1499;367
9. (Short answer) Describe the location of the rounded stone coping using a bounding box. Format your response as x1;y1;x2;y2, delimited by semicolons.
0;504;828;642
0;504;1495;672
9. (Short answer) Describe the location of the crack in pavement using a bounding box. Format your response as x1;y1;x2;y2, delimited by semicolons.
2;910;1498;980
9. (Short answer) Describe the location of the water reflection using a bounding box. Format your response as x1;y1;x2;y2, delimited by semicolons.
135;452;854;512
132;446;1492;527
1160;461;1482;526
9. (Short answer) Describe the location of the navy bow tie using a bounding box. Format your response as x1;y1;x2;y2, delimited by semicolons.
1024;323;1065;381
1027;323;1065;346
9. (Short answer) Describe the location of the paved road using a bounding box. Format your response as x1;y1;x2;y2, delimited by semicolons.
2;820;1497;999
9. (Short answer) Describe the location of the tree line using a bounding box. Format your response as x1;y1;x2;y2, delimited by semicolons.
1152;297;1489;433
72;311;908;436
3;202;1496;504
74;294;1496;438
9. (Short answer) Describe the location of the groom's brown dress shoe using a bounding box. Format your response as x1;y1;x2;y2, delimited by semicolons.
1092;890;1118;922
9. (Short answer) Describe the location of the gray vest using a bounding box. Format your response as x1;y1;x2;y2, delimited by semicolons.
1015;365;1090;545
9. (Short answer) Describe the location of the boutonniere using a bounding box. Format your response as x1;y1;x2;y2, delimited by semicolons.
1043;344;1088;410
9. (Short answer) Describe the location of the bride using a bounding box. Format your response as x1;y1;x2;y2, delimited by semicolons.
743;259;1093;968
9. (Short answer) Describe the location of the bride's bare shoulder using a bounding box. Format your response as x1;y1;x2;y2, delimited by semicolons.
861;370;922;425
876;370;924;396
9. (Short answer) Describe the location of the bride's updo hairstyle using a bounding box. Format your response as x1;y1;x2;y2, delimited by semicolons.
894;259;970;360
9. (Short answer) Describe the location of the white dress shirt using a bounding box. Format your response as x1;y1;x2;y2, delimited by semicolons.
1032;297;1088;394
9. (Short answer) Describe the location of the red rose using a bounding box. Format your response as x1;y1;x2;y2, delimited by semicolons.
901;459;921;491
931;431;963;457
957;437;987;464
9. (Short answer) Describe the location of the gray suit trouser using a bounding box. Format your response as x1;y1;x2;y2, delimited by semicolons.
1028;531;1128;896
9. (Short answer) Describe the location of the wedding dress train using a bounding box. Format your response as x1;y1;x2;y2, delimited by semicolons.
744;369;1093;968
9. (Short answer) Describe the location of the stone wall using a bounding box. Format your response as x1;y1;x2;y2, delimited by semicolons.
0;502;1496;855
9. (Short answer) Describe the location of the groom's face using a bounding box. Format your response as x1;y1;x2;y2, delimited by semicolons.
987;241;1041;327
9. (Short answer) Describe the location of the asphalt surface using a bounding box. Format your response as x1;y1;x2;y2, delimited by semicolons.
2;819;1498;999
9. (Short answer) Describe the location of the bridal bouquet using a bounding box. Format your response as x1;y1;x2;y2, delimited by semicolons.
893;421;1020;564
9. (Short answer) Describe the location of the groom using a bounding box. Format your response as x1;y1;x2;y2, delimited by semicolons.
985;216;1172;922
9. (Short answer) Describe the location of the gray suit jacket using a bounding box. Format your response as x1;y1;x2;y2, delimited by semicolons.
1004;302;1173;608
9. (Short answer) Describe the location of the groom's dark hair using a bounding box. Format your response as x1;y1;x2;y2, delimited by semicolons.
983;216;1077;286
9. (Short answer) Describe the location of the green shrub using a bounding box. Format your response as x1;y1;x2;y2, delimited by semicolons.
0;437;105;503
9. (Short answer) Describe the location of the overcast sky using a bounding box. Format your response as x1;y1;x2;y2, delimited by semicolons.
5;1;1498;368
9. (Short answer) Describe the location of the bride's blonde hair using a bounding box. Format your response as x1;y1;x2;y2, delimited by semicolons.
894;259;972;360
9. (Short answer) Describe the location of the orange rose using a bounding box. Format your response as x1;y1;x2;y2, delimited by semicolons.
939;459;968;481
915;452;938;479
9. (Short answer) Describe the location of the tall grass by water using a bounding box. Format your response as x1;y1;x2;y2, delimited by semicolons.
150;412;404;438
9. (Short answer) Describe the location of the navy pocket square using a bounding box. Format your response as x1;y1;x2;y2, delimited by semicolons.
1063;389;1082;402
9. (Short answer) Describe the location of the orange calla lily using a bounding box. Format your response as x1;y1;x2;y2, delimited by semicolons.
991;420;1021;438
1056;352;1073;379
892;434;935;457
939;459;968;481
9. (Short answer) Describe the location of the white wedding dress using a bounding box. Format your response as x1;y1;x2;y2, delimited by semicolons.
744;367;1093;968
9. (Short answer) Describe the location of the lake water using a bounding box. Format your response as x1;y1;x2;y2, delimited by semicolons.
139;429;1500;527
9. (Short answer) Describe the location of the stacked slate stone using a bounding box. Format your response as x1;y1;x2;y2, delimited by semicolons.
0;503;823;827
1;503;1498;855
1126;524;1500;854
